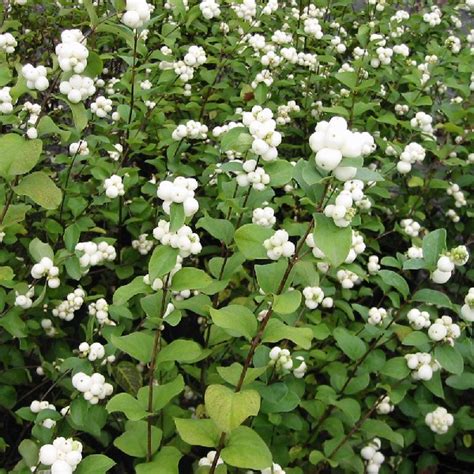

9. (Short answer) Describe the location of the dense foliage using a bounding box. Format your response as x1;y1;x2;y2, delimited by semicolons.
0;0;473;473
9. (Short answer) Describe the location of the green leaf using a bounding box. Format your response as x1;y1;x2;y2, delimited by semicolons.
434;344;464;375
37;116;71;141
83;51;103;78
376;112;398;125
114;420;162;458
355;168;384;182
106;393;147;421
113;361;143;396
111;332;154;363
0;64;12;87
148;246;178;282
260;382;300;412
135;447;182;474
309;450;326;466
83;0;99;25
412;289;452;309
29;237;54;261
333;398;361;424
221;426;272;469
0;309;27;337
64;224;80;251
422;229;446;269
380;357;410;380
14;171;62;209
170;268;212;291
402;91;432;106
75;455;116;474
217;363;266;387
0;266;14;282
69;102;88;132
335;71;358;90
205;384;260;433
18;439;38;467
273;290;302;314
167;0;186;20
378;270;409;299
169;202;185;232
113;276;149;305
423;371;444;398
313;214;351;267
446;373;474;390
254;82;268;103
1;203;30;228
197;215;235;245
333;328;366;360
68;399;107;437
209;305;257;340
175;418;220;447
234;224;273;260
265;160;294;187
137;374;184;412
262;319;313;349
221;127;253;153
0;134;42;177
362;419;404;447
403;258;426;270
402;331;429;349
156;339;203;365
255;260;287;294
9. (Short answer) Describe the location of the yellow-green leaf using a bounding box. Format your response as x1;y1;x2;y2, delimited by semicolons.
14;172;62;209
204;384;260;433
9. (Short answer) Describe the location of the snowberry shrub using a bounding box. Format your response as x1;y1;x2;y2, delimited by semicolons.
0;1;472;473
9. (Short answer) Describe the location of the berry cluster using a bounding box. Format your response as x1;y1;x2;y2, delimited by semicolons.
122;0;152;29
199;0;220;19
303;286;325;309
157;177;199;217
91;96;113;118
171;120;208;140
309;116;375;180
75;241;117;269
55;29;89;73
88;298;112;325
132;234;154;255
461;287;474;322
367;307;388;326
397;142;426;174
269;346;293;371
428;315;461;345
72;372;113;404
104;175;125;199
405;352;440;381
22;64;49;91
31;257;60;289
360;438;385;474
252;206;276;227
52;288;85;321
336;269;360;289
0;32;17;53
0;87;13;114
59;74;96;103
236;159;271;190
242;106;282;162
263;230;295;261
39;437;83;474
153;221;202;257
400;218;421;238
407;308;431;330
376;396;394;415
425;407;454;434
